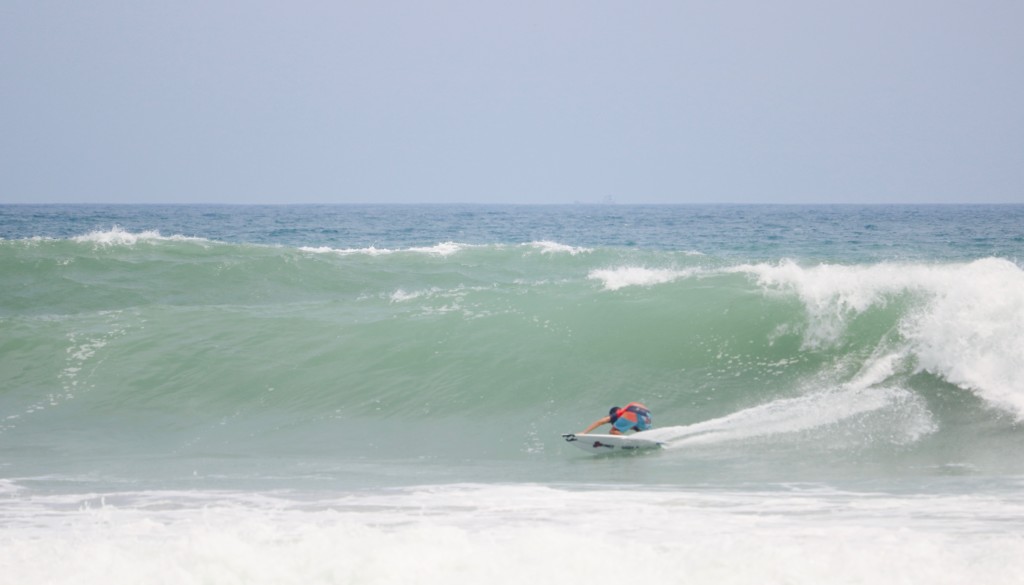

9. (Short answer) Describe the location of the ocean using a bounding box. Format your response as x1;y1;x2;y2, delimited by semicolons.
2;204;1023;584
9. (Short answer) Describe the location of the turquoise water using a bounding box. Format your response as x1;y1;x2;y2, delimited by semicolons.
2;204;1024;583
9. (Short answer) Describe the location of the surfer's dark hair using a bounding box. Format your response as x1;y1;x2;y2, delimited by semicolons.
609;406;620;421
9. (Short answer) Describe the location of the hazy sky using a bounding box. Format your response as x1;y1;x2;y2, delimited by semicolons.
2;1;1022;204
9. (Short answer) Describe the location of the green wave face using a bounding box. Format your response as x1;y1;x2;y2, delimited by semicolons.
2;232;1023;486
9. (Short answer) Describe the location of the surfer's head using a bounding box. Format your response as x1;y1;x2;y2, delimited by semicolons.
608;406;620;421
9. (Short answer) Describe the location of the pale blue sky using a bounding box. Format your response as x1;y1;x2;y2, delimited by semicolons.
2;1;1022;204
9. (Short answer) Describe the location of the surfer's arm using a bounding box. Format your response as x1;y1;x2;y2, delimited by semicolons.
580;416;611;434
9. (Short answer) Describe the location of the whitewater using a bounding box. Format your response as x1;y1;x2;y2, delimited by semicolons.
2;204;1023;584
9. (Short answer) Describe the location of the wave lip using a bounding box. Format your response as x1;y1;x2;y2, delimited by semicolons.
301;240;592;257
730;257;1024;419
524;241;593;255
71;226;208;246
901;258;1024;419
588;266;701;291
299;245;395;256
299;241;481;257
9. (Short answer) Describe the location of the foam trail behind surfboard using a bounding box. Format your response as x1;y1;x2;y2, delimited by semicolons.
642;384;933;449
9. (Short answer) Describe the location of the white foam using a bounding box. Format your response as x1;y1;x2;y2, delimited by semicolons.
733;258;1024;419
729;260;925;348
320;240;586;258
300;245;346;254
300;245;396;256
1;484;1022;585
901;258;1024;418
0;479;22;496
588;266;698;291
525;241;593;255
649;384;934;448
408;241;476;257
300;242;477;257
72;226;207;246
390;288;430;303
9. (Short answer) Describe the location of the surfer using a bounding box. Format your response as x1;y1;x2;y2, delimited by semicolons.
581;402;652;435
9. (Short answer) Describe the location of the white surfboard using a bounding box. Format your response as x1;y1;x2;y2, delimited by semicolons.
562;432;663;454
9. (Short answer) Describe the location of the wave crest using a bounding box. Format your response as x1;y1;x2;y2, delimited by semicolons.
735;258;1024;419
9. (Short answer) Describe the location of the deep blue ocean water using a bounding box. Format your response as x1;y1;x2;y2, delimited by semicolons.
5;203;1023;260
